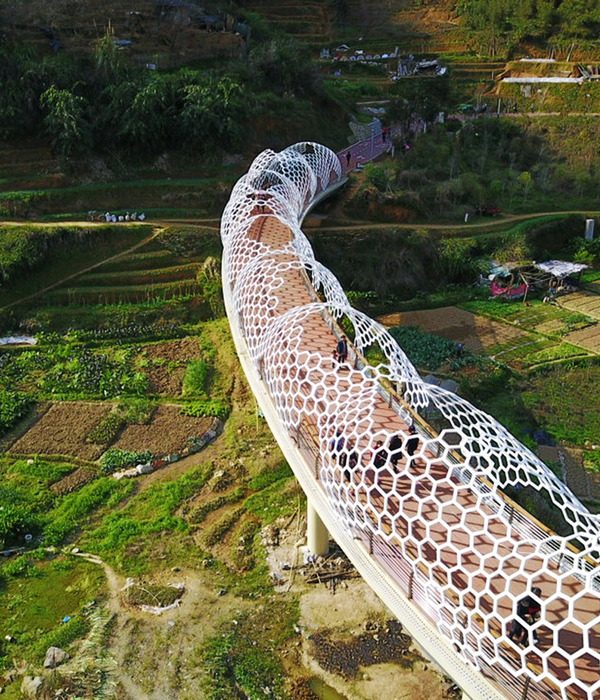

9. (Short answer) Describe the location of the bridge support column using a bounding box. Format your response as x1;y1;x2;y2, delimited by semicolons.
307;502;329;555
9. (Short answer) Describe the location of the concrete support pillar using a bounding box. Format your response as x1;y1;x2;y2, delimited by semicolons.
307;501;329;555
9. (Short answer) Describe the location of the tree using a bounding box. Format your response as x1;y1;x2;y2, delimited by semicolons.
119;75;177;151
40;86;90;161
557;0;600;38
0;44;39;138
389;77;450;128
93;30;131;87
517;171;534;204
0;504;33;549
181;76;247;152
249;38;316;97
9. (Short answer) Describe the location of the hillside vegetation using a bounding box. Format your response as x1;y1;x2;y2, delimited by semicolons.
2;2;600;698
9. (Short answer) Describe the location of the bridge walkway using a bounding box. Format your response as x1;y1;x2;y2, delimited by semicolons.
240;201;598;700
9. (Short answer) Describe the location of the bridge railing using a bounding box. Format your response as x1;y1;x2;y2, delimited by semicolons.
222;141;600;700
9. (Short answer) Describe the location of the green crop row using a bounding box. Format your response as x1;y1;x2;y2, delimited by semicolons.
78;263;201;287
101;449;154;474
181;400;231;420
47;280;201;306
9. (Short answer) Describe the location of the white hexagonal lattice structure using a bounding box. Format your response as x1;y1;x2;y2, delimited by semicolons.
221;142;600;700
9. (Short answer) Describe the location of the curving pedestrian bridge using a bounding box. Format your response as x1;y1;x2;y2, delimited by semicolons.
220;142;600;700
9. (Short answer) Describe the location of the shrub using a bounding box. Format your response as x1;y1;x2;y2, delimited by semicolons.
1;556;41;579
0;504;38;549
0;390;30;435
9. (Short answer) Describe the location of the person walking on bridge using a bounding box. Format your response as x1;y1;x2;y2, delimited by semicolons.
508;587;542;646
336;335;348;370
405;425;420;469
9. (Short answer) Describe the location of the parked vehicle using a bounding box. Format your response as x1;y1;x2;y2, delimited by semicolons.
474;205;502;216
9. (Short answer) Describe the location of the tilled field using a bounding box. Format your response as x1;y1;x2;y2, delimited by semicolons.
140;337;203;395
109;404;213;455
8;402;111;460
378;306;528;351
51;466;97;495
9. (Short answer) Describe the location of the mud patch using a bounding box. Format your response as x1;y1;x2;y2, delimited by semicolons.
311;619;413;679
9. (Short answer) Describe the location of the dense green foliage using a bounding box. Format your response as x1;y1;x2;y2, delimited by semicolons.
0;457;131;548
0;33;337;166
456;0;600;56
182;358;213;396
387;326;473;370
100;449;154;474
360;116;600;217
0;389;30;435
181;400;231;419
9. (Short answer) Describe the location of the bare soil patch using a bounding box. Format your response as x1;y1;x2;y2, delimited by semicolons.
378;306;529;351
264;518;458;700
8;401;111;460
51;467;97;496
140;337;202;396
110;404;213;455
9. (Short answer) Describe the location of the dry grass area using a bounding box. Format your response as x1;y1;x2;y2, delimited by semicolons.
8;401;111;460
378;306;529;351
110;404;213;455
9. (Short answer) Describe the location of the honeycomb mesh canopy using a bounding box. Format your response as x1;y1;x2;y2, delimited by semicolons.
221;142;600;700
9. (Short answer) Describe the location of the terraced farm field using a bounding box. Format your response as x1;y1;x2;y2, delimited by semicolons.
380;306;529;351
380;299;599;370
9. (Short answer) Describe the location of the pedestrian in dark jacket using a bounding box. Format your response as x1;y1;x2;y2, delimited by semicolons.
508;587;542;646
405;425;420;467
336;335;348;370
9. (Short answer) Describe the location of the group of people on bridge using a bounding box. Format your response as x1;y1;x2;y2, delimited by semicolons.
330;424;421;483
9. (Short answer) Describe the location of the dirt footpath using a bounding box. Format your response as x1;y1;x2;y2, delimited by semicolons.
59;514;458;700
